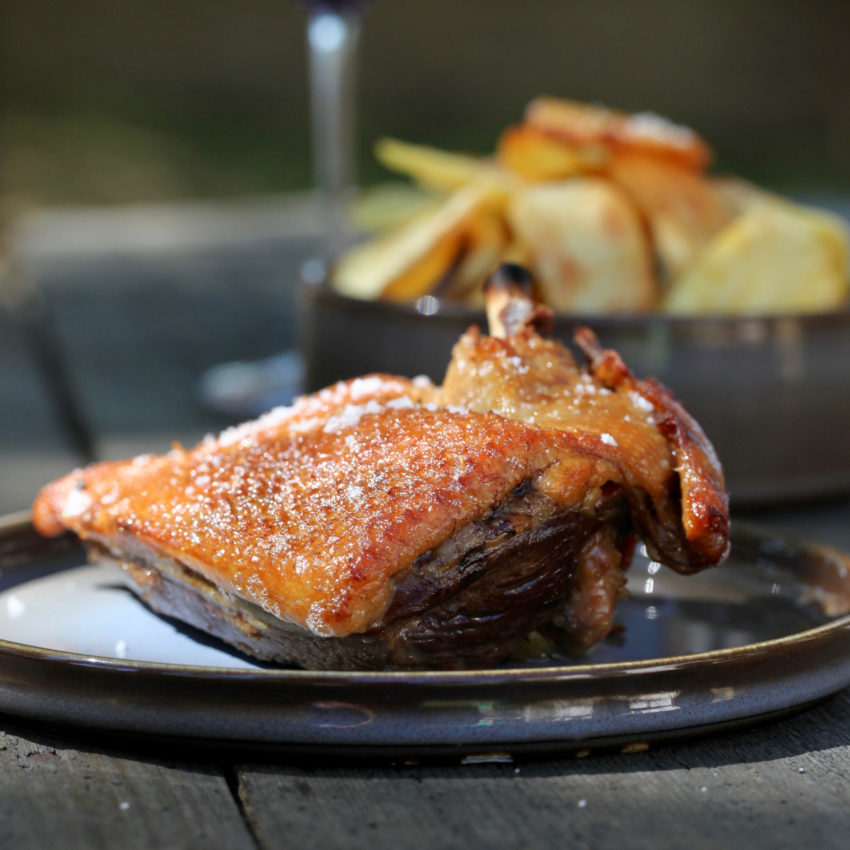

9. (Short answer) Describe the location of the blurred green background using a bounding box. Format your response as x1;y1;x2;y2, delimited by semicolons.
3;0;848;207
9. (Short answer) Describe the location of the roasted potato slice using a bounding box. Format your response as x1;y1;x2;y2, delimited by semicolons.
608;151;732;281
525;97;713;171
496;124;605;182
663;204;849;315
507;178;657;313
378;230;462;301
349;182;443;232
333;184;505;301
441;209;510;305
374;137;511;194
334;95;849;317
711;176;792;216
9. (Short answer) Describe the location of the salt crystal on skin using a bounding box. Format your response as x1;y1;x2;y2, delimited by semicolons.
213;375;427;447
61;487;92;518
600;433;618;447
214;403;302;447
346;483;365;503
629;391;654;413
289;416;323;434
323;399;385;434
348;375;389;400
505;355;529;374
424;402;468;416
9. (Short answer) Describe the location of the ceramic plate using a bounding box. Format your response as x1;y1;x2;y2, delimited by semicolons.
1;512;849;757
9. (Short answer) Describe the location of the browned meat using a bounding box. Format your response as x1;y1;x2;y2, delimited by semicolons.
32;265;729;669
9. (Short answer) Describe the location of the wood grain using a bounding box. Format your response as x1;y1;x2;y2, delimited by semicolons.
0;727;257;850
236;689;850;850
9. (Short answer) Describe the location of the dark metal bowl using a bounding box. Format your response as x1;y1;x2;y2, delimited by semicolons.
298;275;850;506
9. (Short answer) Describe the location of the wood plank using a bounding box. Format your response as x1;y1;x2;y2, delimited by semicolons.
0;726;257;850
236;688;850;850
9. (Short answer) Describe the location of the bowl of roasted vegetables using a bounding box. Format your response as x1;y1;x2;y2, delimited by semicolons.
299;97;850;505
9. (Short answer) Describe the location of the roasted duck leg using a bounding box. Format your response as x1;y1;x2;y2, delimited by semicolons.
33;265;729;669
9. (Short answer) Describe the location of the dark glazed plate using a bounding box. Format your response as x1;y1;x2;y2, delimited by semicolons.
298;277;850;506
1;512;849;756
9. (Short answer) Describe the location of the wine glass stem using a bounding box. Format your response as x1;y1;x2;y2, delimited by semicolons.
308;7;361;261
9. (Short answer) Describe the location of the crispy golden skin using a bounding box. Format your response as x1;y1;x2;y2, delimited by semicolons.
29;374;626;637
33;325;727;644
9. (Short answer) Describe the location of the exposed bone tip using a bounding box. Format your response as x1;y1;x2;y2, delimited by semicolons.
484;263;553;338
573;327;603;360
574;326;633;389
483;263;534;299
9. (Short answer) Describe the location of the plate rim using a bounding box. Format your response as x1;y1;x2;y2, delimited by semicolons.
3;510;850;751
1;510;848;684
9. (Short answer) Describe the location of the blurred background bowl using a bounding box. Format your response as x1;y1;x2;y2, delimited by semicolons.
299;275;850;506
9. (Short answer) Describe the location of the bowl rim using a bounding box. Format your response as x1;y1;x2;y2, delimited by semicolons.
299;267;850;330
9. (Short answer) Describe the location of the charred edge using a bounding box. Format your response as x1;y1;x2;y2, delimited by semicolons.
484;263;554;338
483;262;534;298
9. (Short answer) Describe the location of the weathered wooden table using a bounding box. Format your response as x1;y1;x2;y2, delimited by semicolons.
2;202;849;849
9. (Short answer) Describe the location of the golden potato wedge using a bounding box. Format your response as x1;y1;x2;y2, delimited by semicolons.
500;237;532;269
349;182;443;232
332;184;504;301
379;229;463;301
525;96;713;171
711;176;791;216
608;151;733;281
374;137;511;194
496;124;605;182
336;96;849;317
507;178;657;313
441;209;510;305
663;204;849;315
